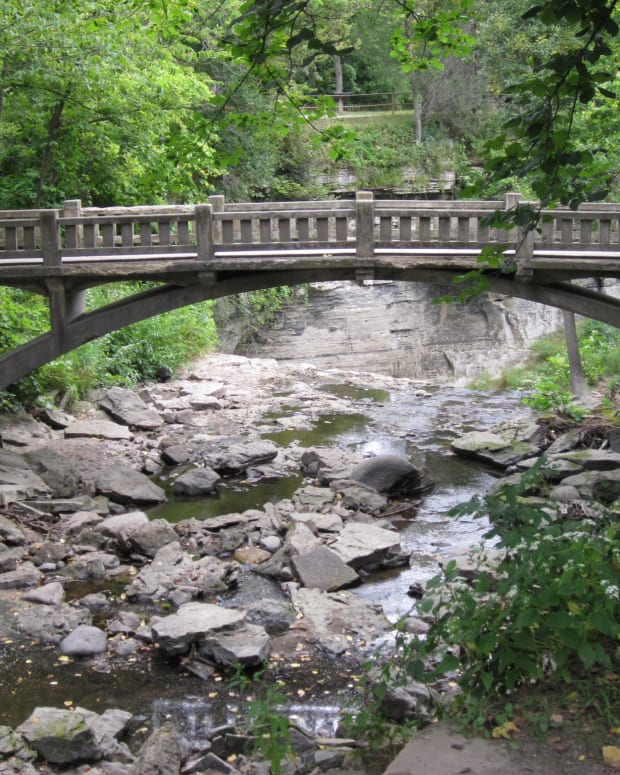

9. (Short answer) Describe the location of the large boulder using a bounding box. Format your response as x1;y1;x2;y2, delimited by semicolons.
0;449;51;501
171;466;220;495
348;454;433;497
17;708;100;765
23;448;80;498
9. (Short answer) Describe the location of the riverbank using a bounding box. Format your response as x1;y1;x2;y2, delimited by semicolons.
0;353;617;774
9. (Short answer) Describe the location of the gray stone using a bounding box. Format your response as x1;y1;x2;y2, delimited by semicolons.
32;540;71;566
78;592;111;612
292;546;360;591
205;440;278;473
106;611;141;635
95;465;166;505
171;466;220;495
39;407;75;429
259;534;282;552
15;602;91;644
300;447;364;484
125;542;239;602
0;448;51;501
133;723;185;775
558;448;620;471
331;479;389;514
58;510;104;537
22;581;65;605
0;562;42;589
0;724;36;760
200;622;270;667
64;420;133;440
60;624;108;656
349;453;433;496
330;522;401;569
95;510;149;544
290;587;390;652
451;431;540;469
562;468;620;502
17;707;100;765
291;511;343;533
24;447;81;498
160;443;193;466
65;550;121;580
244;598;296;634
0;546;25;573
151;601;245;656
131;519;178;557
285;522;321;556
377;681;438;722
292;485;337;512
75;706;134;764
0;513;26;544
99;386;163;430
545;429;582;454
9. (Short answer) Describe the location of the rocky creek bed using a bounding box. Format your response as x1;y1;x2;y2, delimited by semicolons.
0;353;618;775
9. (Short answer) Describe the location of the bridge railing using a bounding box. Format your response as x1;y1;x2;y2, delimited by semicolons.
2;193;620;267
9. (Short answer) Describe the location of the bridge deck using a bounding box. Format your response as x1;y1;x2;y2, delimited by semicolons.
0;192;618;390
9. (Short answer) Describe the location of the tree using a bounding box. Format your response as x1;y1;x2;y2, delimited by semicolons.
0;0;217;207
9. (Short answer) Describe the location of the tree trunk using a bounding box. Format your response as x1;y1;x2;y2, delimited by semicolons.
35;97;66;207
334;55;344;115
564;311;587;397
413;83;423;142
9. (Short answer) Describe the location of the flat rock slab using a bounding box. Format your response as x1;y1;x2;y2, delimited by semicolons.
382;722;532;775
151;601;245;656
95;465;166;505
292;546;360;591
200;622;271;666
451;431;540;469
330;522;401;569
64;420;133;441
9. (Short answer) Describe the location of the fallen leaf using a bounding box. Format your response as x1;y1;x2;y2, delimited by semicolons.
603;746;620;768
492;721;520;739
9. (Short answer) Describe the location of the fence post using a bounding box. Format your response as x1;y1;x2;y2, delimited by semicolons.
356;190;374;258
40;210;61;266
195;204;214;261
208;194;225;242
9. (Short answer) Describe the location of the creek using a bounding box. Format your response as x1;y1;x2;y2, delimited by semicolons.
0;365;530;746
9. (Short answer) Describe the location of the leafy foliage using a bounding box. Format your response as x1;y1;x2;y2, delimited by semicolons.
357;461;620;734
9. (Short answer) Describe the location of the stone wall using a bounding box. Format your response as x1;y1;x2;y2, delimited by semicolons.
232;280;567;382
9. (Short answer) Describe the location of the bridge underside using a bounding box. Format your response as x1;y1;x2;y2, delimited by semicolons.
0;257;618;391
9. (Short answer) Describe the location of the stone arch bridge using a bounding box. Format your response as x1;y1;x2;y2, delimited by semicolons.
0;192;619;390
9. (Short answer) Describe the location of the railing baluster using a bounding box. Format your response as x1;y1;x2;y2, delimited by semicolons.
600;219;611;245
83;223;96;248
278;218;291;242
260;218;272;243
560;217;573;245
297;217;309;242
580;218;592;245
140;223;152;246
240;219;252;243
159;221;171;246
101;223;114;248
379;215;392;242
457;216;470;243
5;226;17;251
399;216;411;241
222;218;234;244
419;216;431;241
438;216;450;242
335;216;347;241
317;217;328;242
121;222;134;247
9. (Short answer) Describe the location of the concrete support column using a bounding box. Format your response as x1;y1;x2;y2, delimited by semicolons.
356;190;374;258
62;199;86;317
